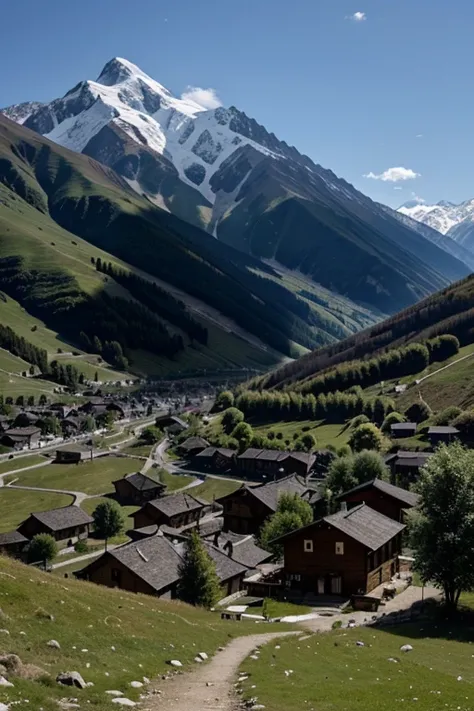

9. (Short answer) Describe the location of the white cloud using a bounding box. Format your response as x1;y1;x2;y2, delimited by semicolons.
347;11;366;21
364;166;420;182
416;134;423;138
411;192;426;203
393;186;403;190
181;86;222;109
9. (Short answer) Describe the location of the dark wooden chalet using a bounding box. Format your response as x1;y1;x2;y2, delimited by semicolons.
18;506;93;544
194;447;235;471
276;503;405;597
113;472;165;506
0;530;29;558
132;492;207;530
178;436;210;457
155;415;189;434
427;426;459;446
384;451;432;485
236;448;315;480
337;478;420;522
1;427;41;450
55;444;94;464
79;533;248;598
217;474;309;535
390;422;417;439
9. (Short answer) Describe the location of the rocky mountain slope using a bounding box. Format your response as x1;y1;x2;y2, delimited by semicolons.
2;57;470;315
399;198;474;254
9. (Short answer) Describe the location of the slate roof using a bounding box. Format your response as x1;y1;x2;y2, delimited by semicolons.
116;472;165;492
390;422;417;432
0;530;28;545
4;426;41;437
195;447;235;459
237;448;315;468
106;536;182;591
240;474;308;513
213;532;272;568
27;506;93;532
179;436;210;451
428;426;459;435
273;504;405;551
201;540;249;581
338;478;420;508
325;504;405;550
146;492;207;518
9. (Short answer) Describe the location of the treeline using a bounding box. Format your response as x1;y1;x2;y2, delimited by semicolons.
297;336;459;396
50;360;84;389
259;272;474;389
0;324;48;373
0;256;186;367
235;389;395;425
95;259;208;345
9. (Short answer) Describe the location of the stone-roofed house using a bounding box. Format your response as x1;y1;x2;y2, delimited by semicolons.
113;472;166;505
427;425;459;446
390;422;417;439
0;530;29;559
236;448;315;479
132;492;207;530
18;506;93;544
178;436;210;457
194;447;236;472
55;444;94;464
1;426;41;450
337;478;420;522
79;533;249;598
211;531;273;569
384;451;432;485
217;474;310;535
276;503;405;597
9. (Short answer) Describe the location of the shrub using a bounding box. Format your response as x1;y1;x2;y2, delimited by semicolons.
405;401;431;423
381;411;406;433
27;534;58;565
349;423;385;452
432;406;462;426
222;407;244;434
350;414;370;429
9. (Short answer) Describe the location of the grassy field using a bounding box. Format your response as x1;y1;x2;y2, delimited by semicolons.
54;353;128;382
0;488;74;531
192;477;242;502
0;454;47;476
240;620;474;711
0;557;291;711
81;496;139;534
0;370;56;399
157;468;195;492
253;419;351;450
14;456;141;496
121;441;154;457
250;600;311;618
0;347;30;373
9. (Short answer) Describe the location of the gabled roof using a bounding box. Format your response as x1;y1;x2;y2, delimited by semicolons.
274;504;405;551
0;530;28;545
428;426;459;435
4;426;41;437
213;532;272;568
338;478;420;508
145;492;207;518
104;535;182;591
195;447;235;459
201;540;250;581
115;472;165;492
26;506;93;532
390;422;417;431
179;436;210;451
217;474;308;513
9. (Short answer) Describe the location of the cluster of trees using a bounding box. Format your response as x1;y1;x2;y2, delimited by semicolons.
0;324;48;373
50;360;84;389
95;260;208;345
297;337;459;398
259;493;313;556
235;390;394;425
325;450;389;505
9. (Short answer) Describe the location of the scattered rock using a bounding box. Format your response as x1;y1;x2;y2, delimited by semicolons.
168;660;182;667
194;656;203;663
250;654;259;660
105;691;124;697
356;641;365;647
400;644;413;653
143;676;150;684
112;699;137;707
0;703;8;711
206;682;213;687
0;665;5;677
0;629;9;635
130;681;143;688
457;676;463;681
251;706;266;710
198;652;208;661
86;681;94;687
387;657;399;663
56;671;87;689
218;646;225;651
0;675;13;687
47;639;61;649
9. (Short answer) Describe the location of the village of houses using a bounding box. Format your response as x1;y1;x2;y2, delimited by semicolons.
0;395;459;619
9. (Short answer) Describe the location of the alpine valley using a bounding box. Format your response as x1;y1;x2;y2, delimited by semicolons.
0;57;472;376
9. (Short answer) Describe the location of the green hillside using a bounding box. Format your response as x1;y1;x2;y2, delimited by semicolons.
0;115;387;379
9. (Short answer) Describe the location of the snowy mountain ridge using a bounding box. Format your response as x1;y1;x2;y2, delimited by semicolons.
398;197;474;253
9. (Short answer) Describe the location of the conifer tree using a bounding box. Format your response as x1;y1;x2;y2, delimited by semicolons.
177;532;221;609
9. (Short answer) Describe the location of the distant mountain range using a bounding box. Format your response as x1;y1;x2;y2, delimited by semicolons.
398;198;474;254
1;57;470;318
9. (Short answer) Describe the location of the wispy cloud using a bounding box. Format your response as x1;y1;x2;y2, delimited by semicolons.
393;186;403;190
416;134;423;138
181;86;222;110
411;192;426;203
346;11;366;21
364;167;420;183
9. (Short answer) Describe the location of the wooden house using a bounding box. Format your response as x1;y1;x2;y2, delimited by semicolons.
1;427;41;450
132;492;207;530
0;530;29;559
217;474;310;535
55;444;94;464
18;506;93;544
194;447;235;471
427;426;459;446
390;422;417;439
384;451;432;485
337;478;420;522
178;436;209;457
276;504;405;597
79;533;248;598
113;472;165;506
235;448;315;480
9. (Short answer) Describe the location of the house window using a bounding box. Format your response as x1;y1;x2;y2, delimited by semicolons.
111;568;122;584
304;539;313;553
335;542;344;555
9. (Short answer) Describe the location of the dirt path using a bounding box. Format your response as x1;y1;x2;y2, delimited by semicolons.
141;632;297;711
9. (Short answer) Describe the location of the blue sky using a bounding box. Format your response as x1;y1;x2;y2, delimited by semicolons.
0;0;471;208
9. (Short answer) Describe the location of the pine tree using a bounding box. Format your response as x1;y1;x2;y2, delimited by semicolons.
177;532;221;609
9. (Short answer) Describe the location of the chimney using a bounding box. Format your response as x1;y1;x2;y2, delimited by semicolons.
340;501;347;513
224;541;233;557
213;531;220;547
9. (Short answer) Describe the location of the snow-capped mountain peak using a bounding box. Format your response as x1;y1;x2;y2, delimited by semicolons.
398;196;474;253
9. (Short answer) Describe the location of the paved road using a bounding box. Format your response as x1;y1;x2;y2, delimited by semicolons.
52;545;119;569
141;632;298;711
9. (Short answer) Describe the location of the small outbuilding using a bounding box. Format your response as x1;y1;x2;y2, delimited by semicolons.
427;426;459;446
390;422;417;439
